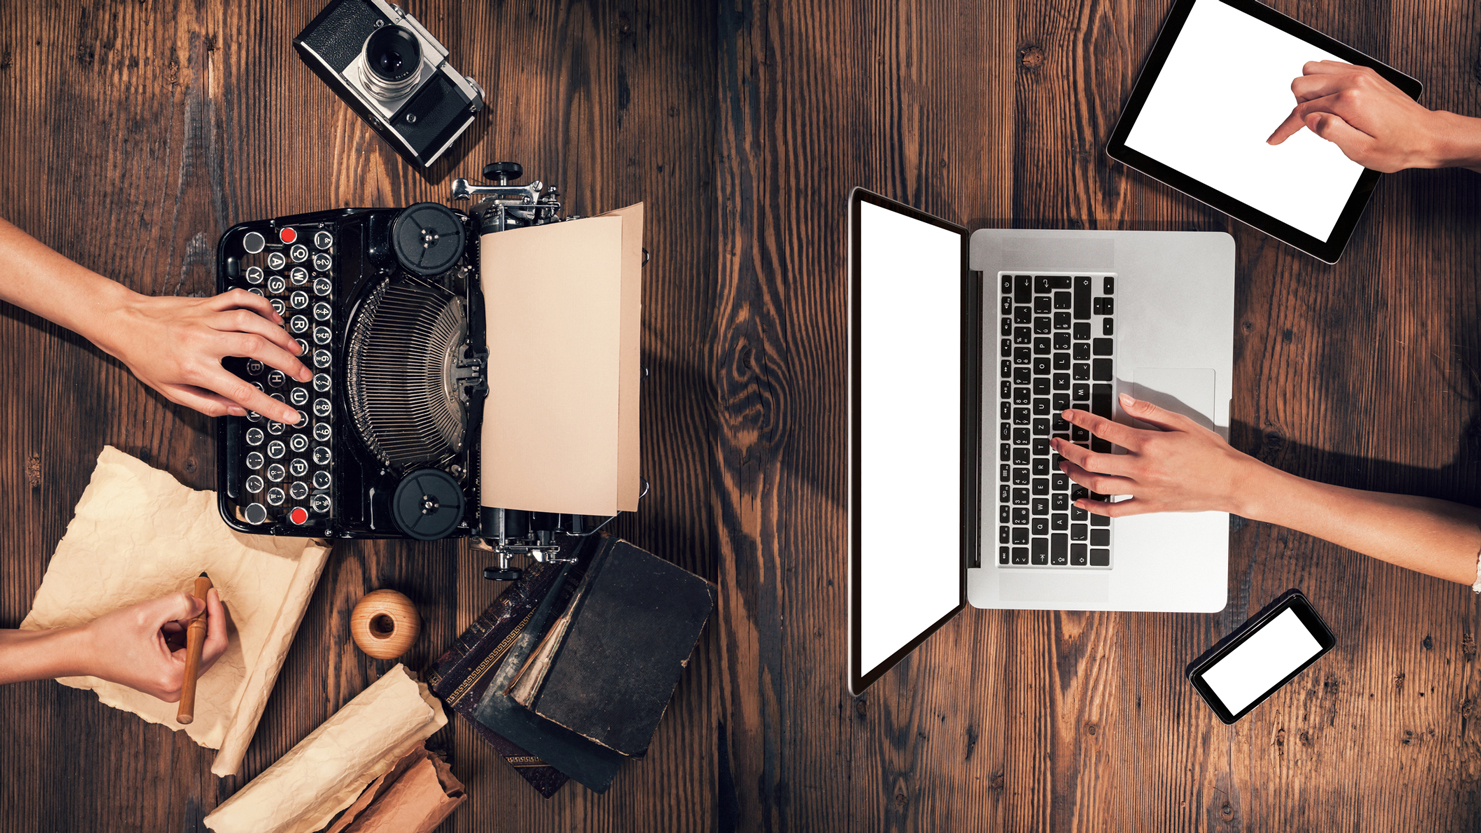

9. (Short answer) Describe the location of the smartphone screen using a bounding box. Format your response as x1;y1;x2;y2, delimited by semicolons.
1187;589;1335;723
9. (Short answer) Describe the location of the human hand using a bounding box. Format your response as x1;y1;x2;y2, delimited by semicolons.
81;588;229;703
1049;393;1262;518
1266;60;1446;172
99;289;311;424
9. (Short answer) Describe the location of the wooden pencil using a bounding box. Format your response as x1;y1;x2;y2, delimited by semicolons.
176;572;212;725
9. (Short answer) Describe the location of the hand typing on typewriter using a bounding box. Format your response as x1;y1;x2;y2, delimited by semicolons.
0;589;229;702
1267;60;1481;173
1051;394;1481;588
0;217;310;424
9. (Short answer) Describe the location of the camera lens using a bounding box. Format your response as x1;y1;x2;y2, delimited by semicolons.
361;25;421;99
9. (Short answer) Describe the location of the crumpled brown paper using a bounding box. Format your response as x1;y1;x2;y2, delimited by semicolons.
19;446;332;776
325;745;465;833
203;664;448;833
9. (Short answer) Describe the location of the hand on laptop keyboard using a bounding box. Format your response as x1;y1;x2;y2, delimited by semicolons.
1050;392;1252;517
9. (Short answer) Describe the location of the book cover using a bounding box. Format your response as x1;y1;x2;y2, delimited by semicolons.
507;538;715;757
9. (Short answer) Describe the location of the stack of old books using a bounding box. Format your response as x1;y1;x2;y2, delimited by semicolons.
426;534;714;795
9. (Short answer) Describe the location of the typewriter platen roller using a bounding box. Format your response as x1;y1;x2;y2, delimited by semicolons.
215;163;642;575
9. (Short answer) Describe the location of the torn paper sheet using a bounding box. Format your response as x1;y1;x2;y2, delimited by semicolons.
204;664;448;833
20;446;331;776
325;745;465;833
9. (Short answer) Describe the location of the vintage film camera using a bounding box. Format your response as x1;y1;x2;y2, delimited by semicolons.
214;163;643;580
294;0;483;168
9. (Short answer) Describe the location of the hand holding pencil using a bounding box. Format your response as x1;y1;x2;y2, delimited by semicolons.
74;579;229;704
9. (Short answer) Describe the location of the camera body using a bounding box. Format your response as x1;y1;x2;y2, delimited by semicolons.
295;0;484;168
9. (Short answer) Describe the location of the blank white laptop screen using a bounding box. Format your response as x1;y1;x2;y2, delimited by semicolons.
855;200;961;678
1123;0;1361;241
1200;607;1323;714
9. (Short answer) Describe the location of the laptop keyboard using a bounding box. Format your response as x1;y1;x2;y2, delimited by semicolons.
995;272;1116;569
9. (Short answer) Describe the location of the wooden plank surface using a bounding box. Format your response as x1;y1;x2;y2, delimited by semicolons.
4;0;1481;830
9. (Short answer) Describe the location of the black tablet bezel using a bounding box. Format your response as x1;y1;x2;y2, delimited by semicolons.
847;187;973;696
1186;588;1336;723
1106;0;1422;264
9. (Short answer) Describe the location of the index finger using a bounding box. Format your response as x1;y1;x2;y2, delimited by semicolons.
206;369;303;425
1267;106;1307;145
1060;408;1145;451
200;588;229;671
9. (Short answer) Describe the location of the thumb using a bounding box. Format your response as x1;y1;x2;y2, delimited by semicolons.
1305;112;1373;162
148;591;205;626
1119;392;1188;432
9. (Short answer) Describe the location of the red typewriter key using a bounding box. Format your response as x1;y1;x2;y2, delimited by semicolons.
289;506;309;525
279;227;298;244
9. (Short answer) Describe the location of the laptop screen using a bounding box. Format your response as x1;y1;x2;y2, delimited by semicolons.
848;189;968;694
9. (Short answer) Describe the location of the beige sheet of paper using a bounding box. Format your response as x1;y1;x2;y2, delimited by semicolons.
479;204;643;516
19;446;332;777
203;664;447;833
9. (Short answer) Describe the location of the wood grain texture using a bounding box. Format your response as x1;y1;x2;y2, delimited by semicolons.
4;0;1481;830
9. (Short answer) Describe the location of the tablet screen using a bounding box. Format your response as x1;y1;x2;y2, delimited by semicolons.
1124;0;1360;241
1107;0;1421;262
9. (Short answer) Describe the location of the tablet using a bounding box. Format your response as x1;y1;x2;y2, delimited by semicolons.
1107;0;1422;263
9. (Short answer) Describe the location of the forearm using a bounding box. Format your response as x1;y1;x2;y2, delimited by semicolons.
1237;462;1481;586
0;626;95;684
1427;111;1481;173
0;217;141;356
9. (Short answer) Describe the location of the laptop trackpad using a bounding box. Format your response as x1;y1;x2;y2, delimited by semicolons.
1132;368;1216;429
999;571;1110;604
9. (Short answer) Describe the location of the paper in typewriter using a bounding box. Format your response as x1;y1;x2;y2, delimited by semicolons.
479;203;643;516
20;446;332;777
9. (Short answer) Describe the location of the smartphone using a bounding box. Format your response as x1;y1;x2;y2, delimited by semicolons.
1187;589;1335;724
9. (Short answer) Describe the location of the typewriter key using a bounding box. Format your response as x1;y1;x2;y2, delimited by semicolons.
310;494;331;514
245;265;264;285
267;440;286;459
313;326;332;345
295;410;309;428
247;410;262;423
312;446;331;466
290;244;309;263
246;360;263;375
313;349;331;369
312;373;331;393
244;502;268;524
289;387;308;406
313;302;331;321
244;475;264;493
245;427;264;446
268;275;286;293
267;252;286;271
245;452;264;470
290;483;309;501
295;338;309;356
242;231;265;255
312;471;331;490
248;288;265;297
313;398;331;418
289;434;309;454
289;505;309;525
278;227;298;244
267;419;284;435
267;370;285;388
290;458;308;477
290;291;309;310
313;252;332;272
266;487;285;506
313;423;332;442
314;230;333;250
290;266;308;286
266;463;286;483
313;277;332;297
289;315;309;334
271;298;286;316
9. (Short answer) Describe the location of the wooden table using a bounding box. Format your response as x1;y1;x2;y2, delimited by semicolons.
3;0;1480;830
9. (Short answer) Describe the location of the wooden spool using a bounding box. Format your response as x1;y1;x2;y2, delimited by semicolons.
350;589;421;660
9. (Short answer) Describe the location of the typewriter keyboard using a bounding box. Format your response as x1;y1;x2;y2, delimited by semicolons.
231;225;336;528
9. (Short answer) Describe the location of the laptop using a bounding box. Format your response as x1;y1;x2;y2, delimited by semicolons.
848;187;1234;694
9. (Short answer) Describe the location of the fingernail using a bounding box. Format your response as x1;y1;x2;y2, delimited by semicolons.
1118;392;1134;407
228;405;246;417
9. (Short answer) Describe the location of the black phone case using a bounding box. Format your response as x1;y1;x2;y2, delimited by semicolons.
1186;588;1335;723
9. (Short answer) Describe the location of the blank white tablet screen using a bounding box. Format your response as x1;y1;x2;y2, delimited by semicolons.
1202;607;1323;714
1124;0;1363;241
857;201;960;676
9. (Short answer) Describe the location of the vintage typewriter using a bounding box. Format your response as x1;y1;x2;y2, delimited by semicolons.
215;163;642;578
